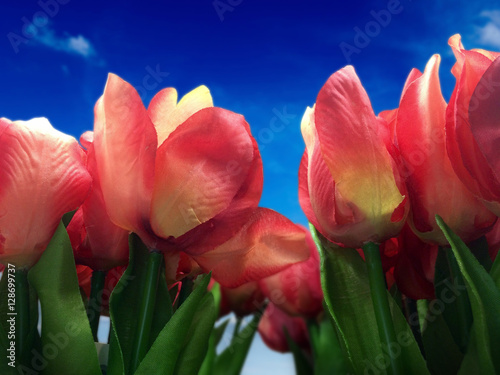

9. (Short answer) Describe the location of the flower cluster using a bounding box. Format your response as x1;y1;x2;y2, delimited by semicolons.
0;34;499;375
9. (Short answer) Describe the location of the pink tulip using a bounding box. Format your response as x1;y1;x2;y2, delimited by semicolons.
258;302;309;353
93;74;308;286
446;34;500;216
0;118;91;268
394;54;496;245
299;66;409;248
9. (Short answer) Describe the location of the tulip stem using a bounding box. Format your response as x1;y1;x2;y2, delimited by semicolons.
363;242;404;375
15;269;30;365
87;270;107;342
129;250;163;372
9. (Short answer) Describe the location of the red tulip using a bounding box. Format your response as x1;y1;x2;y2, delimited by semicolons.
258;302;309;353
394;54;496;245
67;131;129;271
0;118;91;268
392;225;438;300
210;280;265;317
259;229;323;318
93;74;307;286
446;34;500;216
299;66;409;248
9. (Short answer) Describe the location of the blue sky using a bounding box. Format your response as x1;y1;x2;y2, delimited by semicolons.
2;0;500;372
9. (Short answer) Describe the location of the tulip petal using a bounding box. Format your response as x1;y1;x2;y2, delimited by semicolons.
169;126;263;255
259;230;323;318
0;118;91;268
393;227;437;300
314;66;405;229
148;85;213;146
150;107;254;239
258;303;309;353
93;73;157;240
191;208;309;288
446;35;500;205
398;55;495;244
470;57;500;180
71;141;130;271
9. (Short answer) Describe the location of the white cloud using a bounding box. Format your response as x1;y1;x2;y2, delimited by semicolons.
477;10;500;49
28;23;102;63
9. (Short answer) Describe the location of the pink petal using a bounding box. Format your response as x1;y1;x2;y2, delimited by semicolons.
70;140;130;271
258;302;309;353
259;230;323;318
93;73;157;243
0;118;91;268
397;55;495;244
191;208;310;287
148;86;213;146
150;107;255;239
470;57;500;181
314;66;406;241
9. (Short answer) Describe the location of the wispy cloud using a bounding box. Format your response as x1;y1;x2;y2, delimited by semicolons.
476;10;500;49
28;23;104;64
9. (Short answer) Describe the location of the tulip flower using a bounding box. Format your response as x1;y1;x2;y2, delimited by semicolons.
394;54;496;245
0;117;91;269
446;34;500;216
211;280;265;318
299;66;410;375
258;302;309;353
299;66;409;248
67;131;129;272
93;74;262;254
93;74;308;285
392;225;437;300
92;75;309;370
259;229;323;318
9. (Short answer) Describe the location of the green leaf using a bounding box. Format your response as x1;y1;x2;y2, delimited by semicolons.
420;303;463;375
28;221;101;375
490;248;500;290
307;317;349;375
134;274;212;375
199;318;230;375
311;224;429;375
213;319;230;346
214;312;261;375
107;234;172;375
433;247;472;352
0;265;40;372
173;293;216;375
149;265;173;347
285;328;313;375
437;215;500;375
